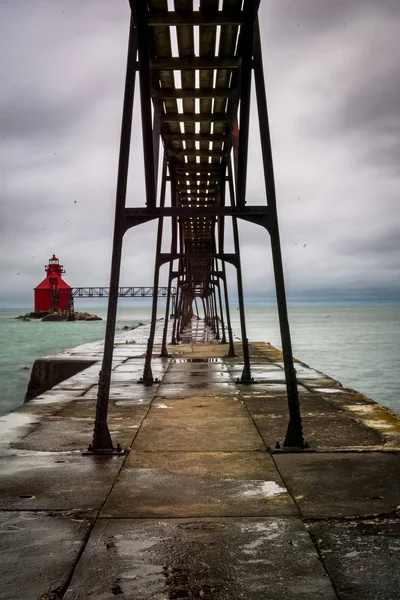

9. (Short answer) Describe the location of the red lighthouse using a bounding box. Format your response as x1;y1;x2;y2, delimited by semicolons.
34;255;73;314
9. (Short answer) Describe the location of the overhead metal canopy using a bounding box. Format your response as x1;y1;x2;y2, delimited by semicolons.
90;1;306;454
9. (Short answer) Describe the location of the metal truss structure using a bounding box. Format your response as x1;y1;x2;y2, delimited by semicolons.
71;286;175;298
90;0;305;453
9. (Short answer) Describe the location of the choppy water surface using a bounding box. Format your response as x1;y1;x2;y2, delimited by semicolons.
0;305;399;416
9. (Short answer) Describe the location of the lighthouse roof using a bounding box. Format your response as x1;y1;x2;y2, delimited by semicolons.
35;269;71;290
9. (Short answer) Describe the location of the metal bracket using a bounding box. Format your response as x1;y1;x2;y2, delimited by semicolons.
271;441;313;454
137;377;159;385
83;443;126;456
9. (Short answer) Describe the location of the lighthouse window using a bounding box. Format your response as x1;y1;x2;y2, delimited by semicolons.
49;259;58;264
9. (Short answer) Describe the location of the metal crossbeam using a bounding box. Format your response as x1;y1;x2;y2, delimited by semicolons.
148;12;244;27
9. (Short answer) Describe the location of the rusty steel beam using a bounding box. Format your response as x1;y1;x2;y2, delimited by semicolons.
133;0;156;209
236;0;260;209
140;155;168;384
148;12;244;27
152;88;237;100
90;16;138;454
161;113;230;124
227;159;252;382
253;18;305;448
164;133;229;143
150;57;241;70
168;148;227;158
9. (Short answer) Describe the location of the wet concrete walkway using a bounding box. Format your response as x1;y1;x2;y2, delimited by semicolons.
1;321;399;599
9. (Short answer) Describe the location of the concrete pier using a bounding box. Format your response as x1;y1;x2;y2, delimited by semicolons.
1;322;399;599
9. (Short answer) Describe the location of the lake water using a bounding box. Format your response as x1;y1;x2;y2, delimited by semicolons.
0;305;399;416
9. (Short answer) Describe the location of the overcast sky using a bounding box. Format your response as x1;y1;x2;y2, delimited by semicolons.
0;0;399;308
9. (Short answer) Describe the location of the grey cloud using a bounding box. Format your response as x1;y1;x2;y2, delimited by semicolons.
279;2;400;173
263;0;399;37
0;77;113;141
334;225;400;256
1;0;399;307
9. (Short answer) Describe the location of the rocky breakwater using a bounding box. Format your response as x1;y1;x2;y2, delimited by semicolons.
72;311;102;321
16;311;102;321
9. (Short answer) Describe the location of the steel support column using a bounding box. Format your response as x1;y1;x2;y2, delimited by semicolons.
227;160;252;382
212;288;220;340
215;276;227;344
221;262;235;357
253;19;305;448
161;167;178;355
90;16;137;453
132;0;156;208
235;0;259;209
141;155;167;383
161;264;173;356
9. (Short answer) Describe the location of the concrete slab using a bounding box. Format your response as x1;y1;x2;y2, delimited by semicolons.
228;363;282;373
29;389;86;403
55;400;148;422
0;453;121;511
172;357;225;364
10;419;96;452
0;511;92;600
82;384;157;402
254;414;384;449
169;361;229;372
0;412;41;452
133;417;265;452
157;382;240;398
274;452;400;518
301;379;346;390
149;396;246;419
10;411;144;452
245;393;343;416
238;383;308;395
64;517;336;599
313;387;347;394
50;379;92;392
249;371;287;382
113;364;166;374
306;518;400;600
11;398;75;422
102;450;295;518
162;370;233;383
124;357;170;367
169;345;227;358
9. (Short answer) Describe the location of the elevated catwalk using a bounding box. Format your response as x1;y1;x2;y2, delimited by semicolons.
92;0;306;452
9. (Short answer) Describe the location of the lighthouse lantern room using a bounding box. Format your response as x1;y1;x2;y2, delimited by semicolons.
34;255;73;314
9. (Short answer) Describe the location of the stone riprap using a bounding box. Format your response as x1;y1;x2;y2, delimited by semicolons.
0;320;399;600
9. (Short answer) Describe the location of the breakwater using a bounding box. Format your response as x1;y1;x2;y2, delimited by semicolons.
0;321;399;599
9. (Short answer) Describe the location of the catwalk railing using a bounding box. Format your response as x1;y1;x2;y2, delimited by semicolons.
71;287;175;298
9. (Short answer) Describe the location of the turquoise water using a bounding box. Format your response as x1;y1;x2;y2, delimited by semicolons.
0;305;399;416
0;307;152;417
